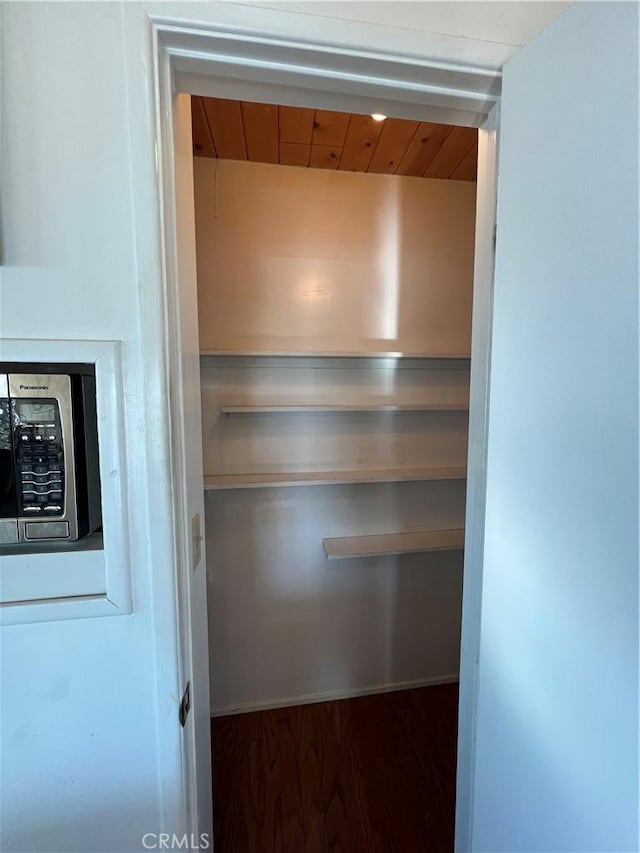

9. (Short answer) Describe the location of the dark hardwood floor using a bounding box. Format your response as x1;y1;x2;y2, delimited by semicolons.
211;683;459;853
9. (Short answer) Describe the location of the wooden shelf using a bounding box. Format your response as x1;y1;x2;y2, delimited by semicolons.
221;403;469;414
323;528;465;560
201;350;471;360
203;466;466;491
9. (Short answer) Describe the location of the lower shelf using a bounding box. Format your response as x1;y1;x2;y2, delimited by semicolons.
323;528;465;560
203;466;466;490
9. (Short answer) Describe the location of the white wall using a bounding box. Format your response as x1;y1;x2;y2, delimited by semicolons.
195;159;477;357
0;5;166;852
472;2;639;850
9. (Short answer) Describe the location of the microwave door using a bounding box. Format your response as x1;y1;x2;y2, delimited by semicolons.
0;374;18;544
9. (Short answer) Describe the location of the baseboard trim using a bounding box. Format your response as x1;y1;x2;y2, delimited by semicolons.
211;673;459;718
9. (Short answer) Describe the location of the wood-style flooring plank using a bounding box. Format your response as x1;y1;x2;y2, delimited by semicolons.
212;683;458;853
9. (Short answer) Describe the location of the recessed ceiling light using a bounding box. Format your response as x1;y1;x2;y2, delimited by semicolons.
371;113;387;122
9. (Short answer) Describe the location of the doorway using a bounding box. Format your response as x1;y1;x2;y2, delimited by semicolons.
191;95;480;851
153;24;498;853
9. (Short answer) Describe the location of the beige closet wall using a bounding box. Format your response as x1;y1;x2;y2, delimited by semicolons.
194;158;476;357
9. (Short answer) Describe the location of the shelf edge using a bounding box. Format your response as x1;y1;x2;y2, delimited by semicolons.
200;350;472;360
203;467;467;490
221;403;469;414
323;528;465;560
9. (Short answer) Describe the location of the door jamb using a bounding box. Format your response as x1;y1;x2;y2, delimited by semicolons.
149;16;500;850
455;102;500;852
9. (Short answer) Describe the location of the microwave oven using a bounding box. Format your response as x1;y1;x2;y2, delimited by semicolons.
0;364;102;546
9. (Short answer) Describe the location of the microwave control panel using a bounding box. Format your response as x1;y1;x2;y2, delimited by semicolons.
2;373;79;544
14;399;65;517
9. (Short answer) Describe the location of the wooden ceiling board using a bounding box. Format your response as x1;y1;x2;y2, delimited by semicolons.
279;142;311;168
279;106;315;144
309;144;341;170
311;110;350;147
450;141;478;181
424;126;477;179
201;97;246;160
396;123;453;177
191;97;216;158
338;114;385;172
192;97;477;182
368;118;420;174
241;102;278;164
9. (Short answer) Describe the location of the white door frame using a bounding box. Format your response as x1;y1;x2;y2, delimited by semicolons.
149;16;500;851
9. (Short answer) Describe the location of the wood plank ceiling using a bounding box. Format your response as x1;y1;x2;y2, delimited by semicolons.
192;97;477;182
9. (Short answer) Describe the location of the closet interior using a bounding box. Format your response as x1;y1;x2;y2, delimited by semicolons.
191;96;477;851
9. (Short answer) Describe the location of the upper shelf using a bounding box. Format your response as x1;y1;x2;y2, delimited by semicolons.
221;402;469;414
204;465;466;490
323;528;465;560
200;350;471;360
